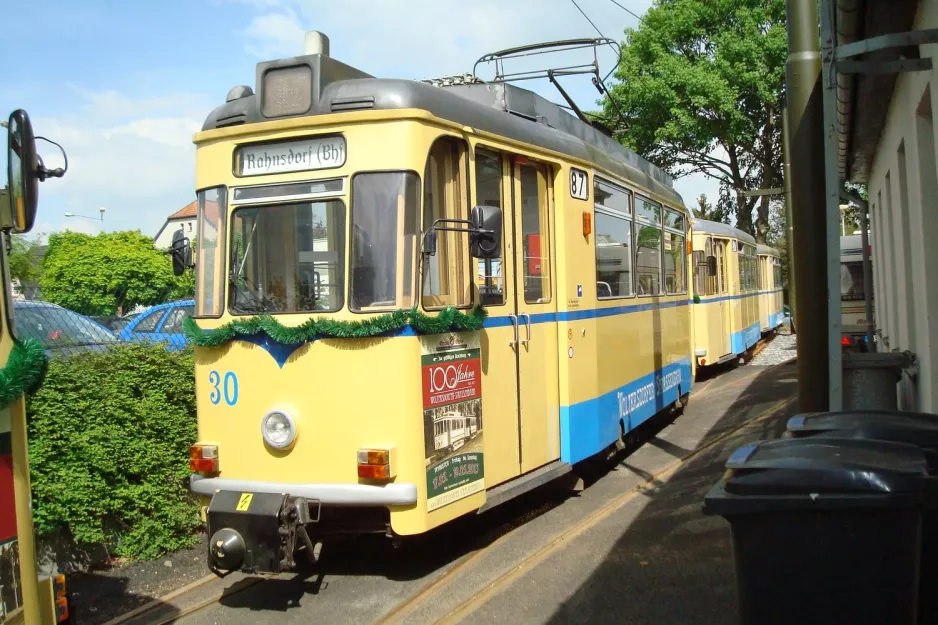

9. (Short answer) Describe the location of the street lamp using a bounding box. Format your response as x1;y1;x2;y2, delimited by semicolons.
64;207;105;227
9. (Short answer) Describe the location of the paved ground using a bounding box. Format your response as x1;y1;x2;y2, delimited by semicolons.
748;326;796;367
114;360;799;625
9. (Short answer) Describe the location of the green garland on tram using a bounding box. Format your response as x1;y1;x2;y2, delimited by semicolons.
182;306;488;347
0;339;48;410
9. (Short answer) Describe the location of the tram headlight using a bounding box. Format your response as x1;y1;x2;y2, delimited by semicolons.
261;410;297;449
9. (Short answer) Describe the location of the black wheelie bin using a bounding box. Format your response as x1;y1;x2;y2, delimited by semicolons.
703;436;930;625
786;410;938;625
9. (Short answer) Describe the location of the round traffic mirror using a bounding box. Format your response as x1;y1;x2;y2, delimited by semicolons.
7;109;39;234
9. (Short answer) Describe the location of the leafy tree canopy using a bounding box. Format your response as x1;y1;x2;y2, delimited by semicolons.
602;0;787;242
692;193;730;224
8;233;45;286
40;230;193;316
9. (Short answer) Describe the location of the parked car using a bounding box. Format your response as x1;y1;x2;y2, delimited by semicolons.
14;300;119;357
118;299;193;351
92;312;142;334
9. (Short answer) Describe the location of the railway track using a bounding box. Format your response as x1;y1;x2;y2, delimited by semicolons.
110;357;796;625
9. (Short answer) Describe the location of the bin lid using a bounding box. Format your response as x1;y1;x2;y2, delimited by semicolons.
787;410;938;451
703;437;930;516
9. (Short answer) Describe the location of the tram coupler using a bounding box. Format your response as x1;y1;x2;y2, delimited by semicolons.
206;490;320;576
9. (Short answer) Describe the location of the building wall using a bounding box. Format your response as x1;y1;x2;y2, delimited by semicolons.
865;0;938;412
154;218;197;250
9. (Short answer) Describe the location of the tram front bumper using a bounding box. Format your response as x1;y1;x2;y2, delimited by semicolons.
198;478;418;575
189;475;418;506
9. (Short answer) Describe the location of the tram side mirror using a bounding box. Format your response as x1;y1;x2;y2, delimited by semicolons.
469;205;501;260
4;110;40;234
169;229;193;276
706;255;717;276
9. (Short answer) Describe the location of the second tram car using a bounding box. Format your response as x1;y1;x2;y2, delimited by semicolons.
178;33;695;575
756;244;784;334
689;219;762;370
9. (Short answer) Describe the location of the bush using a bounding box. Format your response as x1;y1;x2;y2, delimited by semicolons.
26;342;199;560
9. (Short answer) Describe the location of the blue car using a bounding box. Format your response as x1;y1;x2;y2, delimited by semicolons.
14;300;118;357
118;299;194;351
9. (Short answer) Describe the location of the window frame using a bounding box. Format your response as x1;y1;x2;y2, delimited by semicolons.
593;175;635;300
662;207;687;295
194;185;228;319
633;194;663;297
228;197;348;316
348;169;420;314
473;146;508;308
517;160;553;305
421;135;474;311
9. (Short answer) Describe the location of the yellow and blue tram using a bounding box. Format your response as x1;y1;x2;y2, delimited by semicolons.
690;219;766;370
2;110;69;623
756;244;785;333
175;33;695;575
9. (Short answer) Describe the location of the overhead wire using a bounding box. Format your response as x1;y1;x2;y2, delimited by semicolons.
608;0;644;23
568;0;630;134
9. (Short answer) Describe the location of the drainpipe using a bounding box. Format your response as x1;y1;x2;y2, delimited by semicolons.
786;0;830;411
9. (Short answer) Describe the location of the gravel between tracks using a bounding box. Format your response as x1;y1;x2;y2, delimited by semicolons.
748;325;797;367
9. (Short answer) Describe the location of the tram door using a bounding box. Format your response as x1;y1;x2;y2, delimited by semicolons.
473;150;560;487
512;161;560;473
715;241;732;357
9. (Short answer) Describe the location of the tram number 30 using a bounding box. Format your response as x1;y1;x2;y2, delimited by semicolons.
569;168;589;201
208;370;239;406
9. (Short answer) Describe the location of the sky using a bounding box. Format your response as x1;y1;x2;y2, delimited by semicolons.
0;0;720;241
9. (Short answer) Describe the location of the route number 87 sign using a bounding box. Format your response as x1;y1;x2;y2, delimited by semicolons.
569;168;589;201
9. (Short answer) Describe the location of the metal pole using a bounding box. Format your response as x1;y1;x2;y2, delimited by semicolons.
786;0;830;411
820;0;843;410
782;103;796;332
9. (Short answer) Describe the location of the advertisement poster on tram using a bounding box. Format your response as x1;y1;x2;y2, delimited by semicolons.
1;406;23;619
421;333;484;512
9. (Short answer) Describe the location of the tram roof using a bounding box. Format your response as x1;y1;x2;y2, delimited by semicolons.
690;218;756;245
201;53;685;209
756;244;780;257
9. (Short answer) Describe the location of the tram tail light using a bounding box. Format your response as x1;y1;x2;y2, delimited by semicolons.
358;448;395;480
190;444;219;473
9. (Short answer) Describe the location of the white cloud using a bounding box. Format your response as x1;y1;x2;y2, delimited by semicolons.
23;88;209;238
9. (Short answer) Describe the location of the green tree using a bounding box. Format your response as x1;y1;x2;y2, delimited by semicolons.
692;193;730;223
40;230;189;316
8;233;45;286
602;0;787;242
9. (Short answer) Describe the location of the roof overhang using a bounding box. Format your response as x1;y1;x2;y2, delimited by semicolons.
836;0;920;183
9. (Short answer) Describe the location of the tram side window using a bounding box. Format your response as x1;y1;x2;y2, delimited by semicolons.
475;148;505;306
594;177;633;299
423;137;472;309
195;187;227;317
520;163;552;304
663;208;685;294
634;196;661;295
705;238;717;296
350;172;419;311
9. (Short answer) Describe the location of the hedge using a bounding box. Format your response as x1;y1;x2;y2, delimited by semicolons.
26;342;200;560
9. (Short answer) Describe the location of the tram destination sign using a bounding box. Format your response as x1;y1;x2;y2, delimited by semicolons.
235;135;346;176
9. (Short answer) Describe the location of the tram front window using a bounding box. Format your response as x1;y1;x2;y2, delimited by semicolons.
228;201;346;314
350;171;419;311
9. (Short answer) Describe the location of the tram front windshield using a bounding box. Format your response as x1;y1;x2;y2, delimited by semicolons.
229;201;346;314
